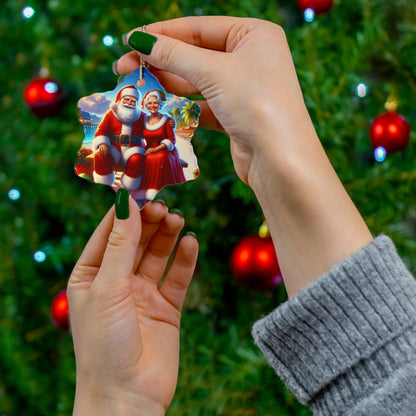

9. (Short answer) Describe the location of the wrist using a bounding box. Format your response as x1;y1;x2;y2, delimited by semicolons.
73;388;166;416
246;110;372;297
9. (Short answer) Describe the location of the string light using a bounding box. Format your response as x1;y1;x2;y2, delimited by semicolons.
8;189;20;200
304;8;315;22
44;81;58;93
356;83;368;98
103;35;114;46
22;6;35;19
34;251;47;263
374;146;387;162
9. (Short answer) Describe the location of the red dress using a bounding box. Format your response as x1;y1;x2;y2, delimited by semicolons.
140;115;186;195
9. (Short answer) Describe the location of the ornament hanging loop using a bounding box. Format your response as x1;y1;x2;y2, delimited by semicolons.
258;220;270;238
138;25;147;85
384;95;398;112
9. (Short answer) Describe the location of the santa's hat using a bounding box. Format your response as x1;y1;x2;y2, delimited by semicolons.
115;85;140;102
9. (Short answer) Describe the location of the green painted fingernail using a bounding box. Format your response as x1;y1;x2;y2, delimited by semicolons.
186;231;197;239
112;60;119;76
152;197;167;206
169;208;184;218
115;188;129;220
128;31;157;55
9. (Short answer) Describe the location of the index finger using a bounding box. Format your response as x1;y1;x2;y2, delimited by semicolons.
134;16;244;52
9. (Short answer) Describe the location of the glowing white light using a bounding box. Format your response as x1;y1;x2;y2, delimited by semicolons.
103;35;114;46
22;6;35;19
34;251;47;263
374;146;387;162
356;83;367;98
304;8;315;22
44;81;58;94
8;189;21;200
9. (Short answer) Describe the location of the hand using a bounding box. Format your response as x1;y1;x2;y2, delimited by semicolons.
145;147;158;155
117;16;308;185
98;144;110;157
115;17;372;296
145;144;167;156
67;198;198;415
116;16;372;297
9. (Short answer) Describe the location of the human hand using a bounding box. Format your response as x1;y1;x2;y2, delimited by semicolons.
116;17;372;297
116;16;310;185
146;148;159;156
67;192;198;415
146;144;167;156
98;144;110;157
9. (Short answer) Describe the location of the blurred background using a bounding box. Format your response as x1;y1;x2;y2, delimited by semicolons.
1;0;416;414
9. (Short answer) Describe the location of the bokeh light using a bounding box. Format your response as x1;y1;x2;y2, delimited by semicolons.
8;189;21;200
103;35;114;46
34;251;47;263
356;83;368;98
304;8;315;22
22;6;35;19
374;146;387;162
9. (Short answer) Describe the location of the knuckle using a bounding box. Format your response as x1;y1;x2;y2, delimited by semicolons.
156;40;179;68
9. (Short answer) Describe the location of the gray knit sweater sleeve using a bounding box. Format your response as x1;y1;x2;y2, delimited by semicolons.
252;235;416;416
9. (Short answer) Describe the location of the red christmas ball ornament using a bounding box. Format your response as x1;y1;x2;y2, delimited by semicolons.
298;0;334;15
230;235;282;291
51;290;70;330
24;76;64;117
370;111;411;153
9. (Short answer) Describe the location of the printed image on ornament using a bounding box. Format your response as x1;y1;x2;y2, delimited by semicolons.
75;67;200;208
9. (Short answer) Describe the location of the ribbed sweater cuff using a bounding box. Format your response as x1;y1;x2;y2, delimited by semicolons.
252;235;416;411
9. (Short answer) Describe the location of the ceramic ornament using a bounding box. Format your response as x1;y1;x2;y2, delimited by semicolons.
75;67;200;208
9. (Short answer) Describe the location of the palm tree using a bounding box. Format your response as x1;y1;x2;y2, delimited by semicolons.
180;101;201;126
171;106;182;123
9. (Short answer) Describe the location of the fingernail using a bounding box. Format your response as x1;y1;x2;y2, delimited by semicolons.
122;33;128;46
112;60;119;76
186;231;197;239
152;197;167;206
115;188;129;220
128;31;157;55
169;208;184;218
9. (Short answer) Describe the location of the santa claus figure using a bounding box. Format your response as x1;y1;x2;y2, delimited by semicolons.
93;85;146;191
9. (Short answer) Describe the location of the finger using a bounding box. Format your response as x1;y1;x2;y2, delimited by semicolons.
115;54;223;132
142;16;244;51
95;197;142;289
68;206;115;284
159;233;198;311
145;69;200;96
125;28;222;93
133;200;169;271
116;52;200;96
136;211;185;284
197;101;225;132
67;206;116;311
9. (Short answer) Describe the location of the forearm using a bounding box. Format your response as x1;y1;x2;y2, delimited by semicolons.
247;106;372;296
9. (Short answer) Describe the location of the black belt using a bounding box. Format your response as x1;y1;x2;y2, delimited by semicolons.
110;134;143;146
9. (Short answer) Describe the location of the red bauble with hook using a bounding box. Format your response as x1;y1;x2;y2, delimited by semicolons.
370;111;411;153
24;76;64;117
298;0;334;14
230;235;282;291
51;290;69;330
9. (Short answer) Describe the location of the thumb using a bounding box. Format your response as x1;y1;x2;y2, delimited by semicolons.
126;29;218;93
96;189;142;290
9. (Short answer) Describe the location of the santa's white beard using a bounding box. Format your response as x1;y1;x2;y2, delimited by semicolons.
113;102;140;123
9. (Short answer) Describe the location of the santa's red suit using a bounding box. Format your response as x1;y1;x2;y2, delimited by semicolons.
93;86;145;191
